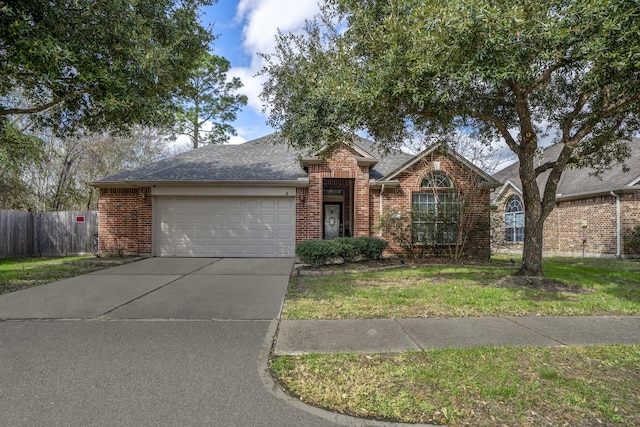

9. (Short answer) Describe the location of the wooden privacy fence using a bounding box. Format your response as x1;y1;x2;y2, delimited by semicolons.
0;211;98;258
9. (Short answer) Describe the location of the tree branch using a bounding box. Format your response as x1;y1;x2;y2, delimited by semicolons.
566;93;640;146
524;65;559;97
523;57;578;97
471;110;519;152
561;92;589;143
534;161;555;175
0;88;89;116
602;93;640;118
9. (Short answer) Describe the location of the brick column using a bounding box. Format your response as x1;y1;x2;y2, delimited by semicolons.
353;165;370;237
307;166;324;239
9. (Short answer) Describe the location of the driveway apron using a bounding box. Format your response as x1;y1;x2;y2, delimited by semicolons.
0;258;342;427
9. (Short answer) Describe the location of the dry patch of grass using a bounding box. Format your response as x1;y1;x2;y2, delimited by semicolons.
271;345;640;426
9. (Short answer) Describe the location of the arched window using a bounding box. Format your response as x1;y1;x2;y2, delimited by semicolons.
421;172;453;189
412;172;459;244
504;195;524;243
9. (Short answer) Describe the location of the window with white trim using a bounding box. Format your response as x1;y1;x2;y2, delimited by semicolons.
504;195;524;243
412;172;460;244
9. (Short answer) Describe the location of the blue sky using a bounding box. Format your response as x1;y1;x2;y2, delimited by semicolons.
197;0;321;144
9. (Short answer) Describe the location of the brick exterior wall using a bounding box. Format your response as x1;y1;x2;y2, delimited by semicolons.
370;151;492;258
296;146;371;241
622;192;640;256
98;187;152;256
545;196;617;256
97;146;496;259
493;187;640;257
295;187;310;242
378;152;491;258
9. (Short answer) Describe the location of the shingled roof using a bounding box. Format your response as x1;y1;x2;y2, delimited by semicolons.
91;133;414;186
492;138;640;200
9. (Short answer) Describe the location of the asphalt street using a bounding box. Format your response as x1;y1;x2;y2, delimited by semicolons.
0;258;379;427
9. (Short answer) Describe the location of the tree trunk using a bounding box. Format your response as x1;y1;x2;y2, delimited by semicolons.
513;123;547;277
517;203;545;276
53;155;72;211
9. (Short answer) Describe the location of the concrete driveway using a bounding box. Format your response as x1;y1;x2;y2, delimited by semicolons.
0;258;351;427
0;258;293;320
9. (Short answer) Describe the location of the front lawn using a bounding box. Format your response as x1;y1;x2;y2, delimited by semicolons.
274;257;640;426
283;257;640;319
0;256;133;295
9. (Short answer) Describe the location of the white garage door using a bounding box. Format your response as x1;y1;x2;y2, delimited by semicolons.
155;197;295;257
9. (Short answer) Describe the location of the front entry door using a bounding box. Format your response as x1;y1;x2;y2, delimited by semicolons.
324;204;341;239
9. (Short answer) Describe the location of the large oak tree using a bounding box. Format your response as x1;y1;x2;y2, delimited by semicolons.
260;0;640;276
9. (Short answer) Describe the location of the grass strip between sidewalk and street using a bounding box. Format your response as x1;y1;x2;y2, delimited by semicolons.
271;345;640;427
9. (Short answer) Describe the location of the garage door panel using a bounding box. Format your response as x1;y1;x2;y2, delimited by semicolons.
261;230;275;239
278;229;292;239
208;245;225;256
260;214;276;223
156;196;295;257
276;243;293;256
244;229;259;239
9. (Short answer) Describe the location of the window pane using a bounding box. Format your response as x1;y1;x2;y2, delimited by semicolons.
412;191;459;244
505;228;513;242
506;195;523;213
504;198;524;243
422;172;452;188
504;212;514;228
515;213;524;228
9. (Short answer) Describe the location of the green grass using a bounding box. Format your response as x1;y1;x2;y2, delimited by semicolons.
283;257;640;319
275;257;640;425
0;256;124;294
271;345;640;426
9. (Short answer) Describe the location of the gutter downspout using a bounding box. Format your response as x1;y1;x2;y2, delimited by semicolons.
610;191;621;257
379;184;385;237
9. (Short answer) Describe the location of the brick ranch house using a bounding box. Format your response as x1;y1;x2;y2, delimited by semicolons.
492;139;640;258
91;133;500;258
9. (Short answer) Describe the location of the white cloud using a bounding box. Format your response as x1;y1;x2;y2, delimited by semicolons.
228;66;266;112
236;0;320;55
227;134;247;145
231;0;321;113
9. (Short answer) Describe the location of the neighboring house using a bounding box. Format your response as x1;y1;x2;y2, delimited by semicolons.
492;139;640;257
91;133;500;258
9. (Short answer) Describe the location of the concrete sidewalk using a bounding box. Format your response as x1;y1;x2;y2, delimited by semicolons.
274;316;640;355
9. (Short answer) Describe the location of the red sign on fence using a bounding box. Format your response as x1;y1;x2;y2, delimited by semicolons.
76;216;85;223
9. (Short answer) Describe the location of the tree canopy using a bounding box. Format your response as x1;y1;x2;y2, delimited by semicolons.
174;53;248;148
0;0;213;138
261;0;640;276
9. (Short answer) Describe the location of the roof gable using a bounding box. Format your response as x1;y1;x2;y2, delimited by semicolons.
492;180;523;203
294;135;416;181
382;142;501;187
492;138;640;199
